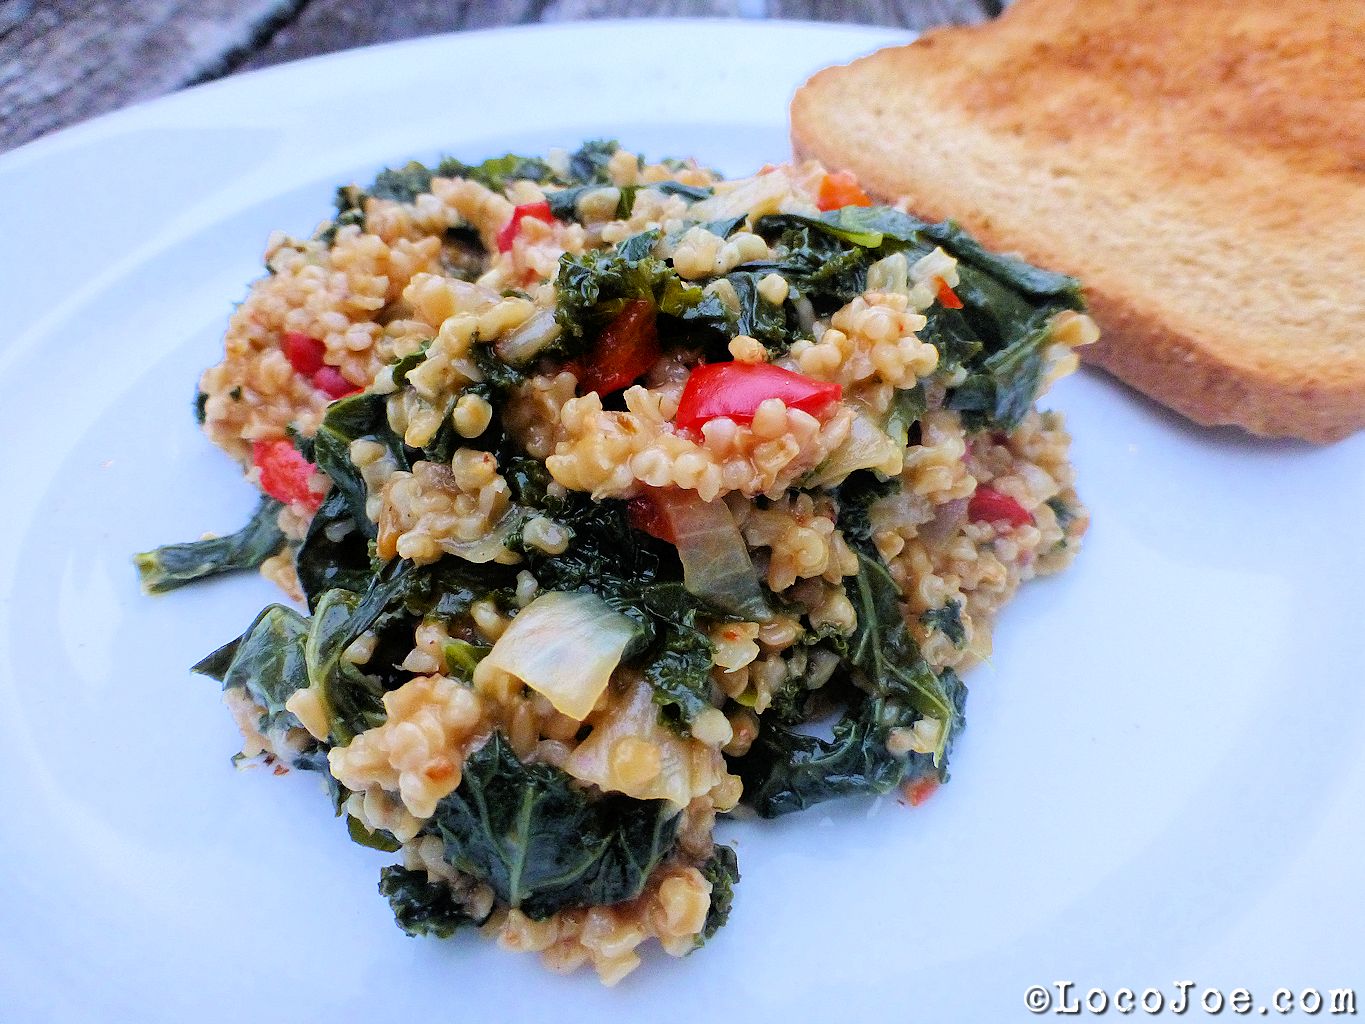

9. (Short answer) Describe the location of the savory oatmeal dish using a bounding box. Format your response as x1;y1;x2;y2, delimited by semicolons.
137;141;1094;983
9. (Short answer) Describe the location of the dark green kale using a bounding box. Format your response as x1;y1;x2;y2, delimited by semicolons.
303;588;387;745
565;139;622;184
885;382;927;448
318;184;368;243
311;392;410;533
470;342;527;397
750;207;1085;430
696;845;739;946
944;313;1054;430
369;161;436;203
1046;495;1076;530
846;552;960;745
347;815;402;853
295;489;374;610
428;733;680;919
546;179;714;223
919;220;1082;302
522;498;717;729
735;697;910;817
920;600;966;648
734;477;969;817
192;603;310;735
379;865;487;938
727;270;792;351
134;496;286;594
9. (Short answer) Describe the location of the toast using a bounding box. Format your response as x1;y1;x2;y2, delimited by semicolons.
790;0;1365;442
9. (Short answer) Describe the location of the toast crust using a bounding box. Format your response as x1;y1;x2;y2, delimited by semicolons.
790;0;1365;442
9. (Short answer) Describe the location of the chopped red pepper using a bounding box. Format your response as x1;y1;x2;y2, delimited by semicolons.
935;277;964;309
675;362;842;432
496;200;556;253
252;439;322;511
579;300;660;396
905;777;940;807
281;331;326;375
816;170;873;211
311;365;361;399
968;486;1033;528
626;491;675;544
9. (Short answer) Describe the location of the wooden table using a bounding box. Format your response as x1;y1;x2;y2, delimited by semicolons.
0;0;1000;153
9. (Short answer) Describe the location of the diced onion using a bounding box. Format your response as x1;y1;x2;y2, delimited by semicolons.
437;510;521;564
482;591;638;720
562;675;725;806
655;491;771;620
495;308;561;366
805;410;903;488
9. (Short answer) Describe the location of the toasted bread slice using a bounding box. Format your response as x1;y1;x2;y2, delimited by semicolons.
791;0;1365;442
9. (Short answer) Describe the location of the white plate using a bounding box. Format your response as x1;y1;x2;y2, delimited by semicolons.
2;19;1362;1023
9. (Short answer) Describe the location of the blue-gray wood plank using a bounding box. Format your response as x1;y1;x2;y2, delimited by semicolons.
0;0;995;152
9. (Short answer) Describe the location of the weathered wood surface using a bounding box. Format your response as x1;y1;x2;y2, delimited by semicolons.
0;0;995;153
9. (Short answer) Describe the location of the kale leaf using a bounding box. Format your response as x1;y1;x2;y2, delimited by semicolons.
134;496;286;594
304;588;387;745
295;489;374;610
523;499;717;728
696;844;739;946
846;551;960;749
347;815;402;853
379;865;486;938
735;697;911;817
945;312;1054;430
750;208;1084;430
547;179;713;223
428;733;680;919
920;600;966;648
566;139;622;184
370;161;436;204
732;487;969;816
312;392;409;534
192;603;310;735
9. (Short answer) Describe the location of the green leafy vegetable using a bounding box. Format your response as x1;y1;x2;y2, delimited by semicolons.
1046;495;1076;530
945;313;1054;430
428;733;680;919
920;600;966;648
735;697;909;817
696;845;739;946
523;499;719;729
312;392;409;533
379;865;486;938
134;497;286;594
566;139;622;184
295;490;373;610
370;161;437;203
546;180;713;223
347;815;402;853
846;552;959;750
192;603;310;735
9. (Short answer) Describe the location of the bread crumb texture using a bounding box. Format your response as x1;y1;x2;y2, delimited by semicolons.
791;0;1365;441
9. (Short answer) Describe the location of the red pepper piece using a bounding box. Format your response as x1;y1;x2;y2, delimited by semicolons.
905;777;940;807
935;277;964;310
968;486;1033;528
627;491;675;544
579;300;660;396
252;439;322;511
311;365;361;399
674;362;842;431
816;170;873;211
496;200;556;253
282;331;326;375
